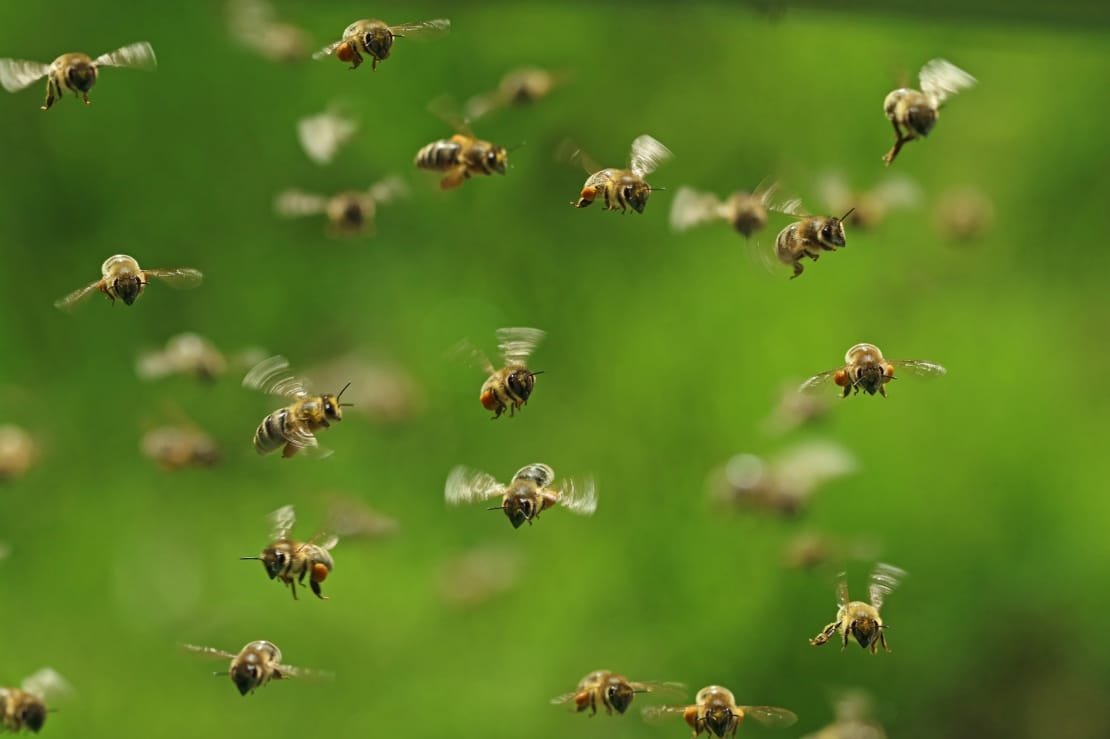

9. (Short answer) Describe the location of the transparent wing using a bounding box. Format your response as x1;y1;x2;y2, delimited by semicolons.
630;681;687;697
367;175;408;205
427;95;473;136
94;42;157;70
390;18;451;36
550;691;579;705
283;426;331;459
464;90;504;122
770;196;807;217
628;135;672;178
135;349;173;380
555;477;597;516
277;662;334;681
312;38;346;60
21;669;71;700
868;562;906;610
297;109;357;166
54;280;102;312
449;339;496;375
919;58;976;107
445;466;505;506
274;189;328;218
306;532;339;552
887;359;947;379
269;504;297;540
643;705;690;724
496;327;545;366
669;186;726;232
555;138;600;174
835;572;850;608
181;643;238;661
0;58;49;92
798;369;843;395
242;355;308;398
739;706;799;728
144;268;203;289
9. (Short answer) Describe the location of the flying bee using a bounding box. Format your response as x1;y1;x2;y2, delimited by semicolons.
241;504;338;600
0;425;37;482
799;343;947;398
551;671;685;716
137;333;225;382
670;182;778;238
141;425;221;471
570;135;671;214
770;199;853;279
438;544;522;608
242;355;353;458
782;532;878;572
763;383;833;436
802;690;887;739
644;685;797;738
810;563;906;654
415;99;508;190
228;0;311;63
709;442;857;518
0;42;155;110
0;668;71;733
296;105;358;165
313;18;450;71
54;254;203;311
934;185;994;243
883;58;976;166
446;463;597;529
182;640;327;696
464;67;566;120
453;327;544;419
815;172;920;231
275;177;407;237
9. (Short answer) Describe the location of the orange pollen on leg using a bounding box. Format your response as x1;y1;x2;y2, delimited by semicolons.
480;389;499;411
883;363;895;380
336;43;356;63
574;691;591;712
834;369;850;387
683;706;700;729
311;563;330;582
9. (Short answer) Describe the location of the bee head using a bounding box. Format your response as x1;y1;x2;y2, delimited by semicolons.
66;61;97;93
606;681;636;714
363;27;394;61
731;207;767;238
19;701;46;733
339;199;366;228
819;213;849;248
854;365;887;396
851;616;881;648
500;496;535;529
323;382;353;421
114;274;144;305
230;662;260;696
623;181;653;213
906;104;937;138
505;369;537;403
485;146;508;175
247;546;285;579
704;706;734;738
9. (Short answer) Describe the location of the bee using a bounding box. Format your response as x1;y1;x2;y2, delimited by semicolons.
670;182;778;238
323;496;400;540
446;463;597;529
771;199;853;279
799;343;946;398
454;327;544;419
313;18;450;71
228;0;311;63
551;671;685;716
709;442;857;518
810;563;906;653
802;690;887;739
934;185;994;243
182;640;326;696
415;101;508;190
571;135;671;214
644;685;797;738
274;177;407;237
883;58;976;166
0;668;70;733
241;504;338;600
782;532;877;572
296;105;358;166
141;425;221;471
0;42;155;110
54;254;203;311
438;544;522;608
0;425;37;482
303;354;423;424
762;383;833;436
464;67;566;120
815;172;920;231
137;333;225;383
242;355;353;458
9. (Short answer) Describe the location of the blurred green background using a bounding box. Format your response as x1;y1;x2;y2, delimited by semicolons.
2;2;1109;738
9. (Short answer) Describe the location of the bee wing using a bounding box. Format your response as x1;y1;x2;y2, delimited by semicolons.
367;175;409;206
629;681;688;697
798;369;843;395
496;327;545;366
835;571;850;608
135;348;174;380
284;427;332;460
180;643;238;661
274;189;329;218
427;95;473;136
94;41;157;71
275;663;335;681
445;466;505;506
144;268;204;290
297;109;358;166
0;58;50;92
550;690;580;705
919;58;976;107
669;186;726;232
770;196;807;217
449;339;496;375
20;669;71;700
887;359;947;379
555;138;600;175
269;504;297;540
738;706;799;728
868;562;906;610
306;532;340;551
312;39;346;60
390;18;452;37
54;279;102;312
464;89;505;122
642;705;690;724
555;477;597;516
242;355;309;398
628;135;672;178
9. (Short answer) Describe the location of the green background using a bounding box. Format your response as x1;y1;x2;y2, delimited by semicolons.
1;2;1108;737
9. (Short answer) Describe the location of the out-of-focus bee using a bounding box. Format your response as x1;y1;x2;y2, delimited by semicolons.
810;563;906;653
242;355;352;458
446;463;597;529
883;59;976;166
323;495;400;540
141;425;221;471
771;199;853;279
933;185;994;243
799;343;946;398
464;67;566;120
762;383;834;436
182;640;326;696
0;42;155;110
438;544;522;608
228;0;311;63
708;442;857;517
570;135;671;214
816;172;920;231
454;327;544;419
54;254;203;311
0;668;70;733
296;105;358;165
415;100;508;190
0;425;37;482
802;690;887;739
552;671;685;716
313;18;450;71
644;685;797;738
135;332;264;383
782;532;878;572
670;182;778;238
275;177;407;238
241;504;338;600
304;355;423;424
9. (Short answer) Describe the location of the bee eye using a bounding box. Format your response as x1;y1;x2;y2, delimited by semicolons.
325;401;334;413
275;551;285;564
487;151;497;165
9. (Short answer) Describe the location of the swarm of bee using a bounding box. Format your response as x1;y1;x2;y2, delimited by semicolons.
800;343;946;398
670;182;779;238
415;100;509;190
551;671;685;716
464;67;566;120
0;42;155;110
570;135;672;214
314;18;450;71
708;442;858;517
454;327;545;419
882;58;976;165
227;0;310;63
275;176;407;237
141;424;221;471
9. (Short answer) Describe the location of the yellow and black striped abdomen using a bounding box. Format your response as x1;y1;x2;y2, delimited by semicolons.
253;407;291;455
415;137;464;172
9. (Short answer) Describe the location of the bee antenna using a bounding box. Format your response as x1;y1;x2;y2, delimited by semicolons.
240;556;261;561
485;505;504;512
530;370;545;377
649;186;668;192
212;671;228;678
336;382;352;401
839;207;856;221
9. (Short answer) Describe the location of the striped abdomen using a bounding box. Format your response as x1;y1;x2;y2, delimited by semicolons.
415;137;464;172
254;407;292;454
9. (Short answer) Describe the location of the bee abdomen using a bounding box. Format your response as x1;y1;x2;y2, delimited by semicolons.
415;140;463;172
254;408;289;455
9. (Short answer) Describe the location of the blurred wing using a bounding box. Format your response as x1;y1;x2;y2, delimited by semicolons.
144;268;204;289
0;58;49;91
390;18;451;37
670;186;726;232
94;42;157;70
770;196;807;217
919;58;976;107
550;691;579;705
307;532;340;551
242;355;308;397
816;172;853;213
135;349;173;380
740;706;799;728
888;359;947;379
643;705;689;724
868;562;906;610
872;174;922;210
628;135;672;178
277;662;334;681
54;280;102;312
21;669;72;700
445;466;504;506
798;369;842;395
835;572;850;607
774;442;857;492
555;138;600;174
630;681;687;697
496;326;545;366
449;339;496;375
297;110;357;165
312;39;345;60
556;477;597;516
180;643;237;661
274;189;328;218
269;504;297;540
464;90;504;121
427;95;472;136
367;175;409;205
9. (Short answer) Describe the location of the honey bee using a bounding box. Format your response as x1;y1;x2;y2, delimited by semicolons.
670;182;778;238
54;254;203;311
0;425;37;482
815;172;920;231
323;496;400;540
415;102;508;190
810;563;906;653
241;504;338;600
275;177;407;237
136;333;225;382
182;640;326;695
446;463;597;529
304;354;423;424
551;671;685;716
571;135;671;213
782;532;878;572
141;425;221;471
228;0;311;63
464;67;566;120
242;355;352;458
313;18;450;71
771;199;853;279
709;442;857;517
934;185;994;243
454;327;544;419
296;106;358;166
799;343;946;398
883;58;976;166
644;685;797;738
802;690;887;739
0;42;155;110
0;668;70;733
762;383;833;436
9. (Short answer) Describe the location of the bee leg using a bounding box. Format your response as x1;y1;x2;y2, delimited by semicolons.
440;167;467;190
789;261;804;279
883;137;910;167
82;92;91;105
288;580;299;600
41;78;56;110
880;628;891;653
281;442;300;459
310;580;328;599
